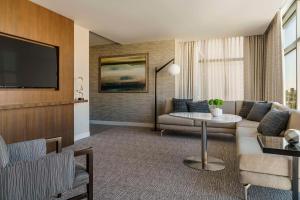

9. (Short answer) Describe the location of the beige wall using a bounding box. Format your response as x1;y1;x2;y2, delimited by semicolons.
90;40;175;124
74;24;90;140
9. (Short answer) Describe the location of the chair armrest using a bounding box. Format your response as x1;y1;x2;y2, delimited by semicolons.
0;151;75;200
46;137;62;153
7;139;47;163
74;147;93;182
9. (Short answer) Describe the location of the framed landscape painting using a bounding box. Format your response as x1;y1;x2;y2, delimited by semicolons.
99;53;149;93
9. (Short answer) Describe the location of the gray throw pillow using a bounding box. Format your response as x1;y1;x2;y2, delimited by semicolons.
0;135;9;168
172;98;192;112
257;109;290;136
247;102;272;122
239;101;255;118
187;100;210;113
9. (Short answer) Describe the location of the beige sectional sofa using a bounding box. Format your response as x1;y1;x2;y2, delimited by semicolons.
158;98;300;199
158;99;237;134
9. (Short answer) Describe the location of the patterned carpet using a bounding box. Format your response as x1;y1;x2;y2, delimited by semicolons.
61;125;291;200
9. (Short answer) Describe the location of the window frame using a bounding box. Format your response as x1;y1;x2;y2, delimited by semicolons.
283;0;298;109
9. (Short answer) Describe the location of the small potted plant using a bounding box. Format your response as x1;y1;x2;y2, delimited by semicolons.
208;98;224;117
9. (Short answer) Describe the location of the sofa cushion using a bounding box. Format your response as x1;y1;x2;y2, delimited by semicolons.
236;126;258;138
187;100;210;113
158;114;194;126
237;134;297;177
158;124;202;132
237;119;260;129
257;109;290;136
73;164;89;188
0;135;9;168
172;98;192;112
194;120;236;129
239;101;255;118
271;102;290;112
247;102;272;122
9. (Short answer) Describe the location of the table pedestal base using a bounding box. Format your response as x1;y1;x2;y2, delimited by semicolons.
183;156;225;171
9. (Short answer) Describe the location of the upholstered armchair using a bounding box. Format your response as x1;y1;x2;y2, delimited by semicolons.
0;135;93;200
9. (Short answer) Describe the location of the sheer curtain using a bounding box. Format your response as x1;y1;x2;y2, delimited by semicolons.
198;37;244;100
175;37;244;101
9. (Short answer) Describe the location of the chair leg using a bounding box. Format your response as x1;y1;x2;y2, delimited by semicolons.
243;184;251;200
87;183;93;200
160;129;165;136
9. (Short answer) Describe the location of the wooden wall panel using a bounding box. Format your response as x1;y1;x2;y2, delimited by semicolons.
0;104;74;146
0;0;74;145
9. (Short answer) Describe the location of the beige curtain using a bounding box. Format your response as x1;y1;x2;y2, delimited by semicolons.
199;37;244;101
264;11;284;103
244;35;265;101
175;41;200;99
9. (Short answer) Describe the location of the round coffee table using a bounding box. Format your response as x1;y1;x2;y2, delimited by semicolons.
169;112;242;171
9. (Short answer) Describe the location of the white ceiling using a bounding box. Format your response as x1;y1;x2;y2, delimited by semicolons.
31;0;286;44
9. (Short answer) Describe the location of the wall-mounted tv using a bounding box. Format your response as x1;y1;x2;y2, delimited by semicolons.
0;33;59;89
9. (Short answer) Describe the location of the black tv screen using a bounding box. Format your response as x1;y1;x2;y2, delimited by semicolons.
0;34;59;89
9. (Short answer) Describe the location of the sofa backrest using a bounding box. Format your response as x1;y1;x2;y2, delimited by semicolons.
162;99;236;114
221;101;236;114
287;110;300;130
235;101;243;115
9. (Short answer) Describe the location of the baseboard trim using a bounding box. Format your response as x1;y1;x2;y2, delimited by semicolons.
74;131;90;141
90;120;154;128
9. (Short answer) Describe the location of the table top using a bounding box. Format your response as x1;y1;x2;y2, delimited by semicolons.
169;112;242;124
257;135;300;157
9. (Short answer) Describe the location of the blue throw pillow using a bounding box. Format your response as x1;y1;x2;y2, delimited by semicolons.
187;100;210;113
172;98;192;112
247;102;272;122
257;109;290;136
239;101;255;118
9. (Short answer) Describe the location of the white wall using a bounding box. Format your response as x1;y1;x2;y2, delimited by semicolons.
74;24;90;141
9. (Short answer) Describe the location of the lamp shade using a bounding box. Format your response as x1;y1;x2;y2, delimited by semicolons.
168;64;180;76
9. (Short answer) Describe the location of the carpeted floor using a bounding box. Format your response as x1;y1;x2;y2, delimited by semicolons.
61;125;291;200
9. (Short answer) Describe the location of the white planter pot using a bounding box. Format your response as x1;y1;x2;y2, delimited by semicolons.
211;108;223;117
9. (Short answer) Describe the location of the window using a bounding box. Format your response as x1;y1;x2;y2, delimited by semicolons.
283;15;296;49
198;37;244;101
284;49;297;108
283;2;297;109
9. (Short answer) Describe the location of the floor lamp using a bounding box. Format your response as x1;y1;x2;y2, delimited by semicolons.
154;59;180;131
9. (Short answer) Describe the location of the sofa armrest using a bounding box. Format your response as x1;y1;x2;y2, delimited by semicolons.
0;151;75;200
164;98;173;114
74;147;93;183
46;137;62;153
7;139;47;163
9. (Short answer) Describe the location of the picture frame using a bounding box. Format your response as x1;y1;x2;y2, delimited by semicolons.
98;53;149;93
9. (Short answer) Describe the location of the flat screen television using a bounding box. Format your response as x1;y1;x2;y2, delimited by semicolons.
0;33;59;89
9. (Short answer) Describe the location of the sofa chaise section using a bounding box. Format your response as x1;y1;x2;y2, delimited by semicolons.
237;109;300;198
